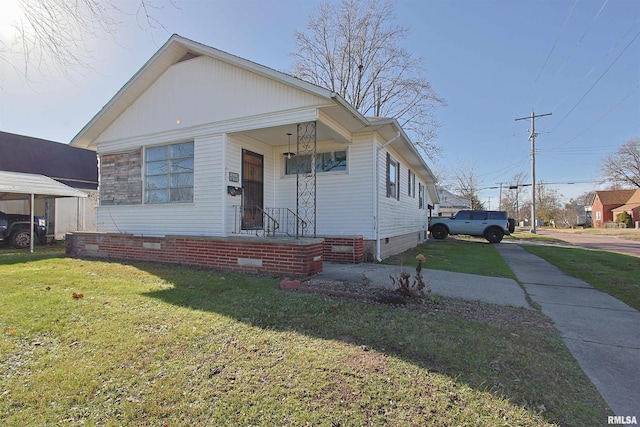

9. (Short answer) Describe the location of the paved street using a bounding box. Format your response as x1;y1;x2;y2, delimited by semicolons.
535;229;640;258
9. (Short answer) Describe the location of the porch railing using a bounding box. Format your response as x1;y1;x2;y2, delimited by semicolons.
233;206;307;237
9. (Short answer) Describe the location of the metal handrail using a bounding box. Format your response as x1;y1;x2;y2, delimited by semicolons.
254;206;280;236
233;205;310;237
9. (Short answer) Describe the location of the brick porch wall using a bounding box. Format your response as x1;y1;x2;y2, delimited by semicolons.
66;233;323;277
321;236;364;264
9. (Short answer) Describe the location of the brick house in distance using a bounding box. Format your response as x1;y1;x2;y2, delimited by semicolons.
591;189;637;228
611;189;640;227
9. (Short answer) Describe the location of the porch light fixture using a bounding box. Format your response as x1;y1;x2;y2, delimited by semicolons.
283;133;295;159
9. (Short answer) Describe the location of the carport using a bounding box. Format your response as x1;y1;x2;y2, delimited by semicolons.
0;171;88;252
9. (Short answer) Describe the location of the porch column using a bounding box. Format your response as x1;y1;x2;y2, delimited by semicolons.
296;121;317;238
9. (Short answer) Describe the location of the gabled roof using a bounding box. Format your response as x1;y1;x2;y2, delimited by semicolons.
593;189;637;206
436;187;469;209
70;34;367;150
611;189;640;212
69;34;437;186
0;131;98;189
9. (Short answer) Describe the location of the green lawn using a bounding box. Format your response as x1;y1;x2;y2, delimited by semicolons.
387;236;640;311
523;245;640;311
0;246;610;426
384;237;515;279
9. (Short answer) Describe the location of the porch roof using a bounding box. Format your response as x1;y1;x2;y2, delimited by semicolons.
0;171;88;201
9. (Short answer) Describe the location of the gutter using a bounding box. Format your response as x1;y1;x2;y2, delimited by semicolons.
374;131;401;262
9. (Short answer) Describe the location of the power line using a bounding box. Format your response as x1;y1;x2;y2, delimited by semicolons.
555;0;610;77
532;0;578;87
547;30;640;136
555;85;640;149
549;17;640;114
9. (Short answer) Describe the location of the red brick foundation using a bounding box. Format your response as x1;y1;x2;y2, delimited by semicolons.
66;233;323;277
321;235;364;264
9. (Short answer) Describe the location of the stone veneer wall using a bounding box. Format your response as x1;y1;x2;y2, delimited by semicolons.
99;149;143;205
66;232;323;277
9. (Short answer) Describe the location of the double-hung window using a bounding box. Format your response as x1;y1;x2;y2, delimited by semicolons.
145;141;194;204
386;153;400;200
408;170;415;197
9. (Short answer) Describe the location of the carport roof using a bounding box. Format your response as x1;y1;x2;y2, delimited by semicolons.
0;171;88;201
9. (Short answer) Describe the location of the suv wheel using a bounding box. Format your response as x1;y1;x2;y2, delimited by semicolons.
431;225;448;240
484;228;504;244
10;230;31;249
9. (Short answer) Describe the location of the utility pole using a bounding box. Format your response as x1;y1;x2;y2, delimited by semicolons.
515;111;551;233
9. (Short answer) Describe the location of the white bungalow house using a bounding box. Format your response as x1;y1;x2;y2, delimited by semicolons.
68;35;438;273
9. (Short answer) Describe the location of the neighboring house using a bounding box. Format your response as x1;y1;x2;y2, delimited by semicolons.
0;131;98;239
591;189;637;228
69;34;438;266
436;187;469;217
611;189;640;227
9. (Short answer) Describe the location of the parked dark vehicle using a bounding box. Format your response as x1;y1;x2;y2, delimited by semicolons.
429;210;511;243
0;210;47;249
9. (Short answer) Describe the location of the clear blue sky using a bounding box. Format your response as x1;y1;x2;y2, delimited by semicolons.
1;0;639;204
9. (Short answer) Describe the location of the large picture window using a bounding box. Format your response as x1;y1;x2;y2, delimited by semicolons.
145;141;194;204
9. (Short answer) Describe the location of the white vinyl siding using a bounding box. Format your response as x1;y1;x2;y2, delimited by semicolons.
96;134;225;236
378;144;429;242
96;56;329;145
273;136;375;239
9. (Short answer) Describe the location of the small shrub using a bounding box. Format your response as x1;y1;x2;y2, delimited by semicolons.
389;254;430;298
615;211;633;228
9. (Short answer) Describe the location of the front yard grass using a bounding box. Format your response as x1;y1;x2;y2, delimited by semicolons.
523;245;640;311
0;246;610;426
384;237;516;279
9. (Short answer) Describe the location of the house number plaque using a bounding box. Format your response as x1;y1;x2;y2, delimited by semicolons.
229;172;239;182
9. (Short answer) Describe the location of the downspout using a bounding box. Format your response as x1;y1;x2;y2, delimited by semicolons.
375;131;401;261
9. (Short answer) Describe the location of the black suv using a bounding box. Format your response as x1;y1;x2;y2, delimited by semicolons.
0;210;48;249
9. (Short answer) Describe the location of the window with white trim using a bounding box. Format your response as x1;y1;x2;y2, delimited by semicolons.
285;150;347;175
145;141;194;204
418;182;424;209
408;170;415;197
386;153;400;200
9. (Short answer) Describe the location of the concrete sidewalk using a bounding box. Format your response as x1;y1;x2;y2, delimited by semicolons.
317;262;530;308
495;244;640;417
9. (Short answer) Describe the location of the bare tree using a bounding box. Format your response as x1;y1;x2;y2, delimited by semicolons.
291;0;445;158
534;181;563;226
601;138;640;188
0;0;171;80
499;172;528;221
451;165;485;210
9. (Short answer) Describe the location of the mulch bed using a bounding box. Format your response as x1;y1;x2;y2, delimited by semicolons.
285;278;556;332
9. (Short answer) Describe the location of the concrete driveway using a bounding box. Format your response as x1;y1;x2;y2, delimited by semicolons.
536;229;640;258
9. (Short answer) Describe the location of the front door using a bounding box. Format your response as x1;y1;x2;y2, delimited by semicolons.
242;149;264;229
